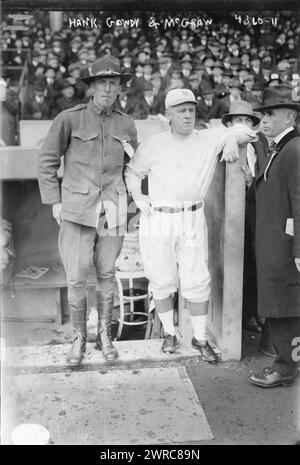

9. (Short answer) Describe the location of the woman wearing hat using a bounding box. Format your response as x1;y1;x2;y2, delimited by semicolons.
248;84;300;388
38;55;138;365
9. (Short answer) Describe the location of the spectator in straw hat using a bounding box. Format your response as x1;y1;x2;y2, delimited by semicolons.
38;55;138;366
248;84;300;388
267;73;281;87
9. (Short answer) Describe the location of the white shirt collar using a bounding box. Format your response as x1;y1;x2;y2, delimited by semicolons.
273;127;294;145
145;95;153;105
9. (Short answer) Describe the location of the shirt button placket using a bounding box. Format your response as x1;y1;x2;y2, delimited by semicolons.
100;118;105;187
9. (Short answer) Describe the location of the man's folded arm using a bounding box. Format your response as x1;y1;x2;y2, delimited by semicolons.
229;124;258;145
207;124;258;154
204;124;258;163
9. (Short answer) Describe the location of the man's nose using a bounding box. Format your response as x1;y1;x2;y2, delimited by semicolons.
105;81;111;92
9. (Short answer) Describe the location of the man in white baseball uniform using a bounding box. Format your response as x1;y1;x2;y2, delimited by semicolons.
125;88;257;362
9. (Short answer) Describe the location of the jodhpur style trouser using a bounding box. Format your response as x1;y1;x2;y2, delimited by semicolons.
58;219;124;326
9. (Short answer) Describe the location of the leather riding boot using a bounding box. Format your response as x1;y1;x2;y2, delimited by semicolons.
66;301;87;365
95;291;119;361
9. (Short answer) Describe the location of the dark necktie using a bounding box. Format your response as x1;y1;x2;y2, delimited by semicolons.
267;141;277;159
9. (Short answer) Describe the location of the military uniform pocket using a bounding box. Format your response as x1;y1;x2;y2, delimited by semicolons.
62;180;90;194
69;131;99;166
71;131;99;142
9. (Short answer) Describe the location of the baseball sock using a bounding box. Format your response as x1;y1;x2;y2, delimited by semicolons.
190;314;207;342
158;310;176;336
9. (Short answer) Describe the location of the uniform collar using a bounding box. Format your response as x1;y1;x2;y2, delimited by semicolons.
89;98;113;117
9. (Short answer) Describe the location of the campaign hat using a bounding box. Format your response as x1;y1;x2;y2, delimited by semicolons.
80;54;132;84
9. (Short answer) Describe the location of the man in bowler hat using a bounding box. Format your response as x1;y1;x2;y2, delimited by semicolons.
249;84;300;387
38;55;138;365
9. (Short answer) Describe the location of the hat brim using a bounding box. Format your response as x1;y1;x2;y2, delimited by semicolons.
253;102;300;112
221;113;261;126
81;72;132;85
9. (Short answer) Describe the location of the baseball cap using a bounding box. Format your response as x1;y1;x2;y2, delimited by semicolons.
165;88;197;109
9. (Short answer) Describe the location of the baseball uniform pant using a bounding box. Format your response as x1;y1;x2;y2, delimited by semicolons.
139;207;211;302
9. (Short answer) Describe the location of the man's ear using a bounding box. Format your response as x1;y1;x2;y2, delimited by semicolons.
90;82;95;95
165;109;171;122
227;120;233;127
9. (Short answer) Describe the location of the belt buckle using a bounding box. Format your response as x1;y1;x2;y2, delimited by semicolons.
184;203;193;212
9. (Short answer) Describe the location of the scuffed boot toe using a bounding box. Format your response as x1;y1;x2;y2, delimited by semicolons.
66;335;86;365
96;330;119;361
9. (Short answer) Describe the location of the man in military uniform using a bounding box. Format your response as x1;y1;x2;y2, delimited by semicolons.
38;55;138;365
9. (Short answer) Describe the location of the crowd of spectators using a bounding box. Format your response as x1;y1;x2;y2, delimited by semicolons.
1;11;300;144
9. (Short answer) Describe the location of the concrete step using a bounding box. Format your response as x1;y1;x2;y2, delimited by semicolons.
2;338;205;374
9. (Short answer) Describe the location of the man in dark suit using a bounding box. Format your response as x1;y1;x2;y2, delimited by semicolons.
51;79;81;118
220;78;244;113
196;83;226;124
38;56;138;366
249;85;300;388
114;85;140;116
132;81;165;119
23;80;52;120
249;57;265;86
